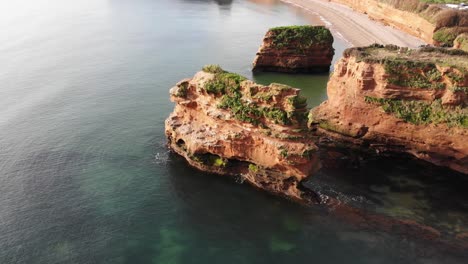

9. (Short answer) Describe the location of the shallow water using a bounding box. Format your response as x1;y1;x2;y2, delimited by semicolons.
0;0;467;263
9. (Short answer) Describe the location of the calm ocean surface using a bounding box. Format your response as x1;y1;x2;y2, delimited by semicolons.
1;0;467;263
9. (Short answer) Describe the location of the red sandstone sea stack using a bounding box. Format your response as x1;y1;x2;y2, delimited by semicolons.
252;25;334;73
165;65;321;203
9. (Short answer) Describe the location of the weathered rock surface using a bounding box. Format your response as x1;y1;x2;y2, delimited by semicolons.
310;45;468;174
252;26;334;73
165;65;320;203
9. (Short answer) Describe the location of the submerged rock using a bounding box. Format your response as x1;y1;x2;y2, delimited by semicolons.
165;65;321;203
252;25;334;73
310;44;468;174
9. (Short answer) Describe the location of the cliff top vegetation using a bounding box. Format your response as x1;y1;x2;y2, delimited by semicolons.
344;44;468;71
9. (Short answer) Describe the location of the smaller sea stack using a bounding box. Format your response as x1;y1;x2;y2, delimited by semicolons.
252;25;334;73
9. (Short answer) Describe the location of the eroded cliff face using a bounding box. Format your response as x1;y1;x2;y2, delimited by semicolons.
330;0;436;43
165;66;320;203
310;45;468;174
252;26;334;73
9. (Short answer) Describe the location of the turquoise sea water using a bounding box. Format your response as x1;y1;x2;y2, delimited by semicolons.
0;0;467;263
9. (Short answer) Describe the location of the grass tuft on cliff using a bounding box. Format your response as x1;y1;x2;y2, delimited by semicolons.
202;64;225;74
202;65;247;95
454;33;468;51
268;25;333;49
365;96;468;127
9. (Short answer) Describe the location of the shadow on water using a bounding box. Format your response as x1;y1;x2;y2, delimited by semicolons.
166;147;468;262
166;152;350;263
308;147;468;254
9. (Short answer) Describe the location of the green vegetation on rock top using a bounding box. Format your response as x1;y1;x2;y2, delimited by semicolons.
201;65;247;95
200;65;307;128
202;64;225;74
268;25;333;49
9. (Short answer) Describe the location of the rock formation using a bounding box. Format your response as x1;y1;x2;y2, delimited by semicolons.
252;26;334;73
310;44;468;174
165;65;321;203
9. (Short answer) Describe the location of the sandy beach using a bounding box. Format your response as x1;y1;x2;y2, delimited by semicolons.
280;0;426;48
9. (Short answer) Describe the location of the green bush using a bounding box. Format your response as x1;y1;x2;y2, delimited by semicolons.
202;64;225;74
288;96;308;109
264;108;291;125
192;153;227;167
248;164;259;173
204;71;247;95
175;82;188;97
434;28;459;46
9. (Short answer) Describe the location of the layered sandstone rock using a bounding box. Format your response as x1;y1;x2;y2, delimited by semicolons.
165;65;321;203
252;26;334;73
310;45;468;174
